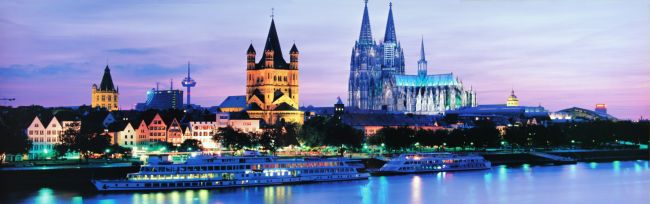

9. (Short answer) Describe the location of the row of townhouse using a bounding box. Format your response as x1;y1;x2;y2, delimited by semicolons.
26;115;80;159
25;111;263;159
107;112;262;151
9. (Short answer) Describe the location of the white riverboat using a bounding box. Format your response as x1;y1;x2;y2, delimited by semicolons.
92;154;369;191
372;153;491;175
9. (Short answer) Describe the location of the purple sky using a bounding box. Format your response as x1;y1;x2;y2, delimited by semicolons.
1;0;648;119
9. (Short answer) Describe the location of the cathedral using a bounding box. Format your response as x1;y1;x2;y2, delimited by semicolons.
348;1;477;115
245;18;304;125
92;65;119;111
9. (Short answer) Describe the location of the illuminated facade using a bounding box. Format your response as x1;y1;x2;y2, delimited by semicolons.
135;85;184;111
506;90;520;107
348;2;476;114
92;65;119;111
26;115;80;159
186;121;218;150
166;118;183;145
245;18;303;125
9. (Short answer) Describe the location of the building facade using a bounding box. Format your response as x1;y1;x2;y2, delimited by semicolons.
186;121;218;150
166;118;183;145
215;112;262;133
26;116;79;159
135;87;184;111
92;65;119;111
245;18;304;125
348;2;476;114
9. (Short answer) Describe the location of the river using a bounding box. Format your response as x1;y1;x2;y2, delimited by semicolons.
4;160;648;204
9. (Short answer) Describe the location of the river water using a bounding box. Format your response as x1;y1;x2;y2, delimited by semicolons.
5;160;649;204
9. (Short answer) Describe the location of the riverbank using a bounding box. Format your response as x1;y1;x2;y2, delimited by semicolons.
481;149;648;165
1;149;646;190
0;160;140;190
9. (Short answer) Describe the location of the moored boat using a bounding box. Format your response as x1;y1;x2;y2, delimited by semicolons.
371;153;491;175
93;154;369;192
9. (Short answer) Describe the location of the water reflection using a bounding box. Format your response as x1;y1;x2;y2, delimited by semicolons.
37;188;54;204
18;161;650;204
411;176;421;204
263;186;291;204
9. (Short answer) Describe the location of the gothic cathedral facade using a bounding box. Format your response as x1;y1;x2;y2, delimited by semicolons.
246;19;304;125
348;1;476;114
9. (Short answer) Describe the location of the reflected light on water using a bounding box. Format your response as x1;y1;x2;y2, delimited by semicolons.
498;165;508;182
71;196;83;204
184;190;194;204
612;161;621;173
17;161;650;204
436;172;446;182
36;188;54;204
411;176;422;204
264;186;291;204
379;176;388;203
198;190;209;204
167;191;180;204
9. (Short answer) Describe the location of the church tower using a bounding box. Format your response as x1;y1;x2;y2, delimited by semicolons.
378;2;405;76
349;0;379;110
246;18;303;125
418;38;428;76
91;65;119;111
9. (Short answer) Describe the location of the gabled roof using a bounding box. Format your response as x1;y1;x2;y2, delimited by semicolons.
275;102;298;111
53;110;79;122
219;95;247;109
99;65;116;91
273;90;285;102
107;120;130;132
249;89;265;103
248;103;263;111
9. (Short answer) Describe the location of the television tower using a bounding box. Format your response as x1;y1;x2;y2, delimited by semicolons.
181;61;197;108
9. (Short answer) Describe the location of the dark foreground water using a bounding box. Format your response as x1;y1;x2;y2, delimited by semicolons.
4;161;649;204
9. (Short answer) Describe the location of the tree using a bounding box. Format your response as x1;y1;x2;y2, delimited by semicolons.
86;133;111;156
298;116;328;146
150;141;176;152
179;139;202;152
54;122;80;158
214;126;252;151
374;127;416;152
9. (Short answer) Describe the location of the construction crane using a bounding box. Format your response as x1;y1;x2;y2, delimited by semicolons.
0;98;15;101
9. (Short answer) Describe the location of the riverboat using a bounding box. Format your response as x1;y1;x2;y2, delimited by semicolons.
372;153;491;175
93;154;369;191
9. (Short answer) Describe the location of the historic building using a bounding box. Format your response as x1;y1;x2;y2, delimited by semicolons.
245;18;303;125
506;90;520;107
92;65;119;111
348;1;476;114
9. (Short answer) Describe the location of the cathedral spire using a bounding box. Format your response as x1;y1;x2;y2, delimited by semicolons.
417;36;428;76
258;18;288;68
383;2;397;43
358;0;373;45
419;36;426;62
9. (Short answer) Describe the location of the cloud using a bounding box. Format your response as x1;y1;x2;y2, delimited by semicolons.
106;48;157;55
